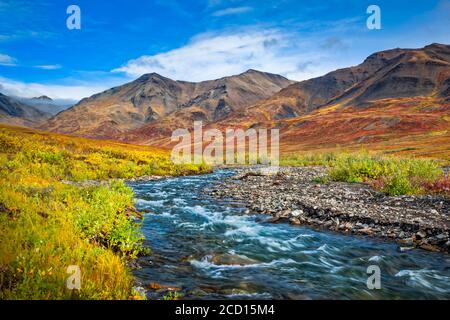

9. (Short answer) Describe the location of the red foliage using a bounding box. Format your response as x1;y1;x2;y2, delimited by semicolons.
423;175;450;196
369;177;386;191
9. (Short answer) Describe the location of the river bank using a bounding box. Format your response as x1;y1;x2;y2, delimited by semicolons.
205;167;450;253
0;125;208;299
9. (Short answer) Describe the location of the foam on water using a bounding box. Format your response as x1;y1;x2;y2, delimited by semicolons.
190;255;299;271
135;198;165;207
369;255;382;262
395;269;450;293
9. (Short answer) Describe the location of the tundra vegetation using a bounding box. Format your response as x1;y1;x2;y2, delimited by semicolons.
0;125;209;299
0;124;448;300
281;152;448;196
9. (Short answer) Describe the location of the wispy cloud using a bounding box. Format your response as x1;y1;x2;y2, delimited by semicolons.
320;37;348;50
212;6;253;17
34;64;62;70
112;27;339;82
0;76;110;101
0;53;16;66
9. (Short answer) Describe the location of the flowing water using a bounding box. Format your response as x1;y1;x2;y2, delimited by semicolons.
129;170;450;299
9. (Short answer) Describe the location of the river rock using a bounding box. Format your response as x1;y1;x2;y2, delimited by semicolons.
210;253;259;266
416;230;427;240
290;209;303;217
147;282;181;291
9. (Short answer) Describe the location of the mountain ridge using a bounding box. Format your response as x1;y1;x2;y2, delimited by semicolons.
41;69;294;137
218;43;450;125
122;43;450;149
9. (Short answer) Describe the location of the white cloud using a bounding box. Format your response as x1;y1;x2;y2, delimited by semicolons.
212;6;253;17
0;76;110;101
112;28;336;82
0;53;16;66
34;64;62;70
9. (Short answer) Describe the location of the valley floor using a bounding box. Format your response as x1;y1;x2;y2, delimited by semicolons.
1;124;449;300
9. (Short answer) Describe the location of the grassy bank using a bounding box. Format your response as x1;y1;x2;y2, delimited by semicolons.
281;152;448;196
0;125;209;299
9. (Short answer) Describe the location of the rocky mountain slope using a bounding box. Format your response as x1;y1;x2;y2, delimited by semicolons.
222;43;450;124
41;70;293;138
126;44;450;155
0;92;51;127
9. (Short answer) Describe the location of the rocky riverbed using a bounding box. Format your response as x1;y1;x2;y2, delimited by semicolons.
205;167;450;253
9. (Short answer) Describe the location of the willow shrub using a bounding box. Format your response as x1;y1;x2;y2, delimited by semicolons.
327;153;442;195
281;151;443;196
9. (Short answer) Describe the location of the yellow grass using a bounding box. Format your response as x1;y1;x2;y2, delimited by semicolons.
0;125;209;299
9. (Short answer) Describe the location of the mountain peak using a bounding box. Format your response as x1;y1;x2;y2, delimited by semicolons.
241;69;265;75
32;95;53;101
424;43;450;50
237;69;292;82
136;72;169;81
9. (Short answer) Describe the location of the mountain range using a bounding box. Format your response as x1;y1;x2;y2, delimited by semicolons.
0;94;74;127
226;43;450;124
41;69;293;138
17;96;74;115
0;93;51;127
2;43;449;155
114;43;450;154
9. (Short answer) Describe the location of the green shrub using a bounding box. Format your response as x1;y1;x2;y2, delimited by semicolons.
327;153;442;195
282;151;443;196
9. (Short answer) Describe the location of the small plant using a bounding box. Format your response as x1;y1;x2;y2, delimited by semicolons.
312;176;330;184
423;175;450;196
163;291;183;300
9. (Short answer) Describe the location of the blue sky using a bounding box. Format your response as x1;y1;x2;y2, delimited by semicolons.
0;0;449;101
